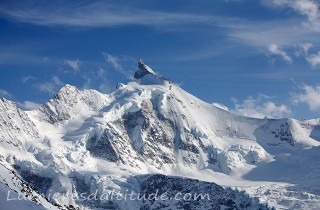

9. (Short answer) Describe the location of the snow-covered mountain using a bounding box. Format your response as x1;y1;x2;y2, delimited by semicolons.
1;60;320;209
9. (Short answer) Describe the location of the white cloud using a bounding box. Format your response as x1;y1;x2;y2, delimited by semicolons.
96;68;110;93
292;84;320;111
64;59;81;71
97;68;105;79
0;89;12;98
1;1;319;54
267;0;319;21
0;3;213;28
79;68;111;93
0;48;61;66
99;83;109;93
265;0;320;30
231;95;292;119
102;53;134;78
295;42;313;56
17;101;41;110
212;102;229;111
103;53;123;72
267;43;292;63
301;42;313;54
80;73;92;90
52;76;63;86
306;51;320;68
226;19;320;56
38;76;64;94
22;75;36;83
0;51;43;65
222;0;320;56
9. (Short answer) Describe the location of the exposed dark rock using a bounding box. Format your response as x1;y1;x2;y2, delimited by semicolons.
134;59;156;80
86;130;119;162
13;165;53;195
139;174;272;210
270;121;295;146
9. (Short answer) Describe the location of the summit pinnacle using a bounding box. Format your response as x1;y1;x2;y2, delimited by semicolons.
134;59;156;79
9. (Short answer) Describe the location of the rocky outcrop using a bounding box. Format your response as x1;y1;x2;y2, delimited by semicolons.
134;59;157;80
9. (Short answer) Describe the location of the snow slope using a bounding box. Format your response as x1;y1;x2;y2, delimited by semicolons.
0;60;319;209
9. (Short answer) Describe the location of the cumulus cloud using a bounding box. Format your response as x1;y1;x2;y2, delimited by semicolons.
17;101;41;110
64;59;81;71
231;95;292;119
292;84;320;111
38;76;64;94
0;89;12;98
267;43;292;63
212;102;230;111
306;51;320;68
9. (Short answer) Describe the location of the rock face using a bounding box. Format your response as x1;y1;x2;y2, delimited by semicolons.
134;59;157;80
139;174;270;210
0;60;320;209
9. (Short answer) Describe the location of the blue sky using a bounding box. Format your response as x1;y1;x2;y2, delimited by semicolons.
0;0;320;119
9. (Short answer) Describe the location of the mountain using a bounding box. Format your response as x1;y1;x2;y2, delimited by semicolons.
0;60;320;209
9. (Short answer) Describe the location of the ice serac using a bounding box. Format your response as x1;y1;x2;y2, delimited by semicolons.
0;60;320;209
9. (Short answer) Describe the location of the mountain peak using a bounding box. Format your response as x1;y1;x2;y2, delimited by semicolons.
52;84;79;100
57;84;78;94
134;59;157;79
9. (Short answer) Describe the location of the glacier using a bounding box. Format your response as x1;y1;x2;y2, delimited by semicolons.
0;59;319;209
